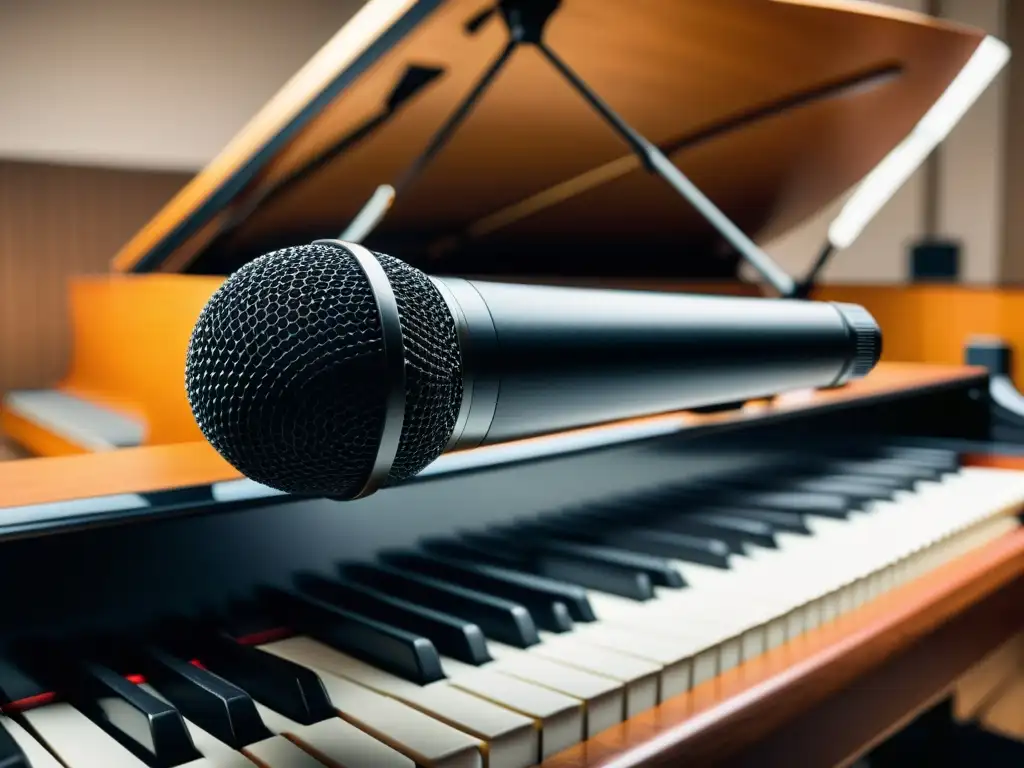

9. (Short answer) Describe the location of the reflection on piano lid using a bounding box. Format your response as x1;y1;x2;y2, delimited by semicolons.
108;0;987;280
0;364;1022;767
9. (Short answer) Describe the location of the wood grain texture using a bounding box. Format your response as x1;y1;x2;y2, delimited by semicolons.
0;160;189;396
0;441;239;508
540;527;1024;768
0;360;985;505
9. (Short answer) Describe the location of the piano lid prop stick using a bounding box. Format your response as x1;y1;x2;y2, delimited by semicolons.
794;35;1010;297
337;0;797;297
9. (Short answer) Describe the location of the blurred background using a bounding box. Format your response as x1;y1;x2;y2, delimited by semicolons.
0;0;1013;394
0;0;1016;400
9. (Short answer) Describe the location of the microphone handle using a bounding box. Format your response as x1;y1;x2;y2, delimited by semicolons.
431;278;879;451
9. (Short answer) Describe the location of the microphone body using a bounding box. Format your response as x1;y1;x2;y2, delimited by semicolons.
433;277;878;451
185;241;881;499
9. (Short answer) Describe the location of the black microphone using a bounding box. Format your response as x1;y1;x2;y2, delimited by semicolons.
185;239;881;500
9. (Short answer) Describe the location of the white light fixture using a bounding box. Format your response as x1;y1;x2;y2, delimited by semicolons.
828;35;1010;250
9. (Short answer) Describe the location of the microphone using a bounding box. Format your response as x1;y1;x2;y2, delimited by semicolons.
185;240;881;500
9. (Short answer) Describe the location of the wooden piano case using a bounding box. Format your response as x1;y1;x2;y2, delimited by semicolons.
0;363;1023;766
2;3;1022;765
0;0;988;456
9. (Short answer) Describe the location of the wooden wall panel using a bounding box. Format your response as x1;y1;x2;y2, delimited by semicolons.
0;160;190;395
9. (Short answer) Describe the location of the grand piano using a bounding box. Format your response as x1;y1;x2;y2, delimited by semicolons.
1;1;1023;766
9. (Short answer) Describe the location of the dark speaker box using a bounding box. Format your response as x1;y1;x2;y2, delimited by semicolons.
910;239;961;281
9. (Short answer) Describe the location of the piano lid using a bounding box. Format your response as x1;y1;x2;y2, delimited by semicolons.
110;0;984;279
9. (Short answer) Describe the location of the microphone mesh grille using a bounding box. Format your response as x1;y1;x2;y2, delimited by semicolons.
375;252;463;485
184;242;462;498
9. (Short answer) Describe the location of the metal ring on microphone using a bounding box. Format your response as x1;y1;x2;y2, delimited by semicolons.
430;277;474;451
430;276;500;451
314;239;406;498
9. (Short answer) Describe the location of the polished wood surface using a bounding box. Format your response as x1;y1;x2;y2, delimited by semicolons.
954;631;1024;720
0;160;187;395
9;276;761;456
58;274;222;445
540;521;1024;768
813;285;1024;386
979;675;1024;740
109;0;982;275
0;441;238;510
0;408;92;459
0;361;985;506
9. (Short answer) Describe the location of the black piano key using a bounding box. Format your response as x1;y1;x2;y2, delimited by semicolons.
139;647;272;748
788;474;900;500
341;562;540;648
596;527;734;567
699;506;812;535
260;587;445;685
217;601;284;643
648;512;778;550
454;532;656;601
877;445;960;472
380;550;587;628
191;632;335;725
710;471;898;502
488;527;687;588
728;490;852;518
537;510;737;562
510;515;731;568
0;726;28;768
295;573;492;665
0;658;47;706
420;537;527;568
825;459;944;483
72;658;201;767
533;554;653;601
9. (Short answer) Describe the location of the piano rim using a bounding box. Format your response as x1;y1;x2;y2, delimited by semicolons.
0;362;992;538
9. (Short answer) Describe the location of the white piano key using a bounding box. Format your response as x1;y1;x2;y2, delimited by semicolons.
545;469;1024;681
21;701;150;768
258;642;484;768
475;647;624;737
549;623;693;699
525;637;660;716
252;699;413;768
243;735;326;768
0;714;62;767
437;658;584;759
261;636;538;768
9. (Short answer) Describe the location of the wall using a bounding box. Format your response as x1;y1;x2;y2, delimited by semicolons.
0;0;364;395
761;0;1009;286
0;161;190;393
0;0;362;171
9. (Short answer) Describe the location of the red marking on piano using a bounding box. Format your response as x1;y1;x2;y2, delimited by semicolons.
234;626;294;645
2;658;214;713
0;692;56;714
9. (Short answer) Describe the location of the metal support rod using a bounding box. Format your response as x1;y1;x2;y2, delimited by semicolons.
536;41;796;298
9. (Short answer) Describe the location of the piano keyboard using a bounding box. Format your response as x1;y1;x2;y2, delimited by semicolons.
1;446;1022;768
